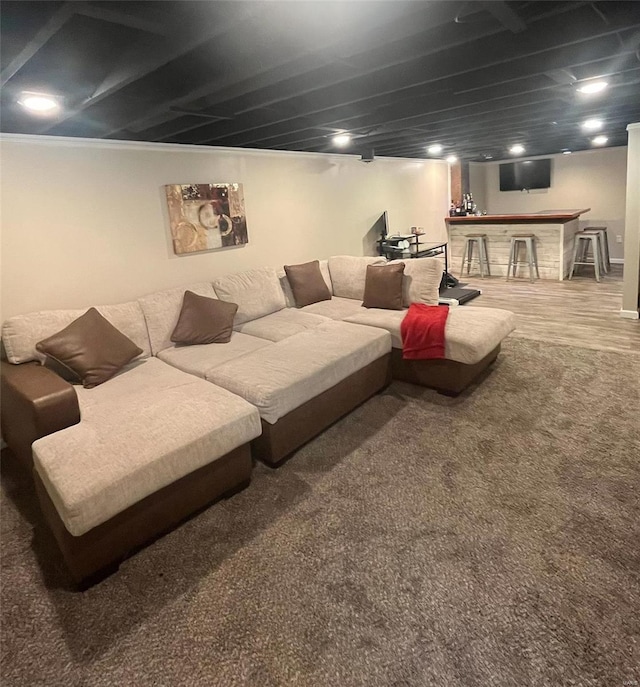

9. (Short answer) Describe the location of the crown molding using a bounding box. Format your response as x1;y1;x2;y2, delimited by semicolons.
0;133;445;166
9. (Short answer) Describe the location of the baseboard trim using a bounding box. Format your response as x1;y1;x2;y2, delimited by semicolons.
610;258;624;265
619;309;639;320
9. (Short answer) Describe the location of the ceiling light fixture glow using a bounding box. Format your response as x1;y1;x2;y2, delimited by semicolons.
427;144;443;155
582;118;603;131
445;155;458;164
18;91;61;114
509;144;525;155
332;133;351;147
592;135;608;146
576;80;608;94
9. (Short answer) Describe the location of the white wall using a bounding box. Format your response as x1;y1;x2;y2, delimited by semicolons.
469;147;628;259
0;135;449;320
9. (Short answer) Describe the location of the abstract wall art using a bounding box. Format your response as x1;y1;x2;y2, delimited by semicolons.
165;183;249;255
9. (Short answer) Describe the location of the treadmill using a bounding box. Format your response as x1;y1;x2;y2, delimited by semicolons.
438;252;482;306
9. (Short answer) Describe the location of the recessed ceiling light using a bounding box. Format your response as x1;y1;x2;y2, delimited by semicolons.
427;144;443;155
332;133;351;147
18;91;61;115
592;135;608;146
445;155;458;164
509;144;525;155
577;80;608;94
582;118;603;131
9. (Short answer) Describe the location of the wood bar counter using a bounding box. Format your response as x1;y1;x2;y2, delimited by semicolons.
445;209;591;280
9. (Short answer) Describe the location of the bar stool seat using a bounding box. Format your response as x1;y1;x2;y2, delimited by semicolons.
507;234;539;282
582;226;610;272
569;231;605;282
581;230;608;275
460;234;490;278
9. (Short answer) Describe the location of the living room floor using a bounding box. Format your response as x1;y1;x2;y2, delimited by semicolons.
461;265;639;355
2;335;639;686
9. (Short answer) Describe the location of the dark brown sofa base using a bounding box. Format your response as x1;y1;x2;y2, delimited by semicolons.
252;354;391;467
390;345;501;395
34;443;253;588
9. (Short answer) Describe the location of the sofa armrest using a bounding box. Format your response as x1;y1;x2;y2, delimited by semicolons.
1;360;80;469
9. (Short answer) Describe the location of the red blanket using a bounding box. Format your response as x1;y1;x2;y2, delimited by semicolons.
400;303;449;360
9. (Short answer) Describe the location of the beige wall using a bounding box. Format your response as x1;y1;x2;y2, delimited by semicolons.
469;147;628;259
0;135;449;320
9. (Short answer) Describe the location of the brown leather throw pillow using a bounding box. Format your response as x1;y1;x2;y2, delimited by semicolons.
35;307;143;388
284;260;332;307
362;262;406;310
171;290;238;345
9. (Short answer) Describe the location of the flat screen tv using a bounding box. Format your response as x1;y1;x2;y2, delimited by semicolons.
379;210;390;238
499;159;552;191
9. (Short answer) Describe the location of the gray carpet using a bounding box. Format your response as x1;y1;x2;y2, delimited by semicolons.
1;338;639;686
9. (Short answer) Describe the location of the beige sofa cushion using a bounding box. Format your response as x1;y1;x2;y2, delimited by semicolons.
343;309;406;348
138;282;216;355
157;332;272;378
213;267;286;325
328;256;386;300
206;321;391;424
33;358;261;537
234;309;328;342
318;259;332;293
443;307;516;364
300;296;365;320
388;257;444;306
344;306;516;364
2;301;151;364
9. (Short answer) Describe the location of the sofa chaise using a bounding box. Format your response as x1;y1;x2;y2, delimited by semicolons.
1;303;263;584
283;256;515;394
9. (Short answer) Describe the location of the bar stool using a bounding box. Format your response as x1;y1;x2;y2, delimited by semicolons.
507;234;539;282
460;233;490;278
583;226;610;272
569;231;604;282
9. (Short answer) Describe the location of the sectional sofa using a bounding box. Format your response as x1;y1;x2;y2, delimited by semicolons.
1;255;515;585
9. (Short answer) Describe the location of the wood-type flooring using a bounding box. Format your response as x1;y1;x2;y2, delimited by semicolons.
462;265;639;355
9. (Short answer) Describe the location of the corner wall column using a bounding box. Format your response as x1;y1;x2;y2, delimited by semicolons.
621;122;640;319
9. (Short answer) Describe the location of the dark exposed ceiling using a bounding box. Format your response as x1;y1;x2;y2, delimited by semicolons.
1;1;640;161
